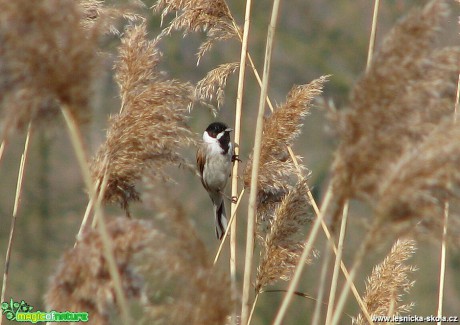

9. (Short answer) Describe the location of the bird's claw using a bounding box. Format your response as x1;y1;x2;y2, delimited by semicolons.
232;154;242;163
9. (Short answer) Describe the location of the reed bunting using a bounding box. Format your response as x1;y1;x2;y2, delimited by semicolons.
196;122;233;240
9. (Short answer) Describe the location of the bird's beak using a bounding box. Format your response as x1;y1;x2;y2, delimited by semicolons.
225;128;233;132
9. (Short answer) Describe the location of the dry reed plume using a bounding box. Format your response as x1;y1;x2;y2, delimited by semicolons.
152;0;238;61
244;76;328;221
0;0;99;129
353;239;417;325
138;193;231;325
45;218;158;325
331;0;457;204
90;23;195;211
79;0;145;35
195;62;240;109
375;121;460;237
256;179;314;292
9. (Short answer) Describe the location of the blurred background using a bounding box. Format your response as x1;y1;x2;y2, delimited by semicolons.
1;0;459;323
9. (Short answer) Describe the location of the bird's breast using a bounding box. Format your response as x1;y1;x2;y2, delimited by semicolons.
202;151;232;191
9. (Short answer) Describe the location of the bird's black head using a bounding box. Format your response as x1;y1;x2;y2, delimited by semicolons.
206;122;232;154
206;122;230;138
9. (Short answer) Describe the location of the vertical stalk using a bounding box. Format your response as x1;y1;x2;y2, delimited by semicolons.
0;141;5;166
330;223;377;325
93;164;131;325
325;201;349;324
61;107;131;324
273;187;333;325
241;1;282;323
437;206;448;325
231;1;253;323
438;74;460;324
0;122;32;325
366;0;380;72
311;239;332;325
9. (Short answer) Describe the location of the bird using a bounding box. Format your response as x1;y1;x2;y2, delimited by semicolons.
196;122;233;240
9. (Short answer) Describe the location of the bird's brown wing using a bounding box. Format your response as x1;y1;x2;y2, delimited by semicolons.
196;146;205;176
196;146;208;189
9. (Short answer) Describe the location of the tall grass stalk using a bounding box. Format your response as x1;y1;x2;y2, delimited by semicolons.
437;202;448;325
323;2;383;322
273;186;333;325
230;1;252;322
0;122;32;325
0;141;5;166
231;21;276;113
61;107;131;323
325;200;350;324
241;0;282;323
330;220;379;325
288;148;372;323
289;146;369;322
311;239;332;325
438;73;460;324
93;164;131;324
247;292;259;325
366;0;380;72
213;188;245;265
61;107;94;198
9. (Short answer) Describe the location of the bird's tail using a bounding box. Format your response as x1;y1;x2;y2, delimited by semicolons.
214;200;228;240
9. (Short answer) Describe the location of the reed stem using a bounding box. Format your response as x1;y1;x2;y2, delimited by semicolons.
241;1;281;323
273;186;333;325
230;1;252;323
325;200;349;324
0;122;32;325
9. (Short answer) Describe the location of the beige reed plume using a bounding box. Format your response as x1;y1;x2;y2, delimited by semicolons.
353;239;417;325
152;0;238;62
0;0;99;130
46;217;158;325
90;23;195;211
331;0;457;204
244;76;328;221
375;120;460;238
195;62;240;109
256;179;314;293
79;0;145;35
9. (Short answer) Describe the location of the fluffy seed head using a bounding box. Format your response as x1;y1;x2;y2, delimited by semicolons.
0;0;99;129
353;239;417;325
244;76;327;220
90;23;195;210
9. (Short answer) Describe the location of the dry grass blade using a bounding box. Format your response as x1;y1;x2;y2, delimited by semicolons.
256;180;314;292
331;0;456;203
244;76;328;223
90;23;195;211
196;62;239;109
0;0;99;129
353;239;417;325
46;218;157;325
0;123;32;325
